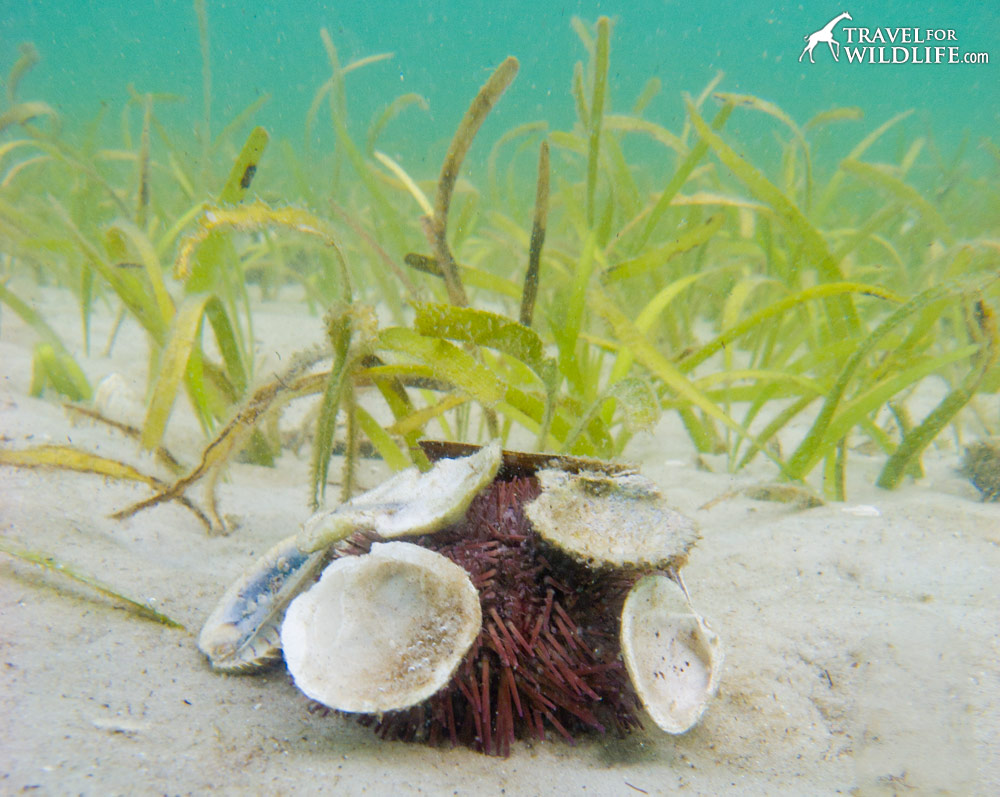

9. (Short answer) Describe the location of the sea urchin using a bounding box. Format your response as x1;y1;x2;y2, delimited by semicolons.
199;441;723;757
359;471;643;754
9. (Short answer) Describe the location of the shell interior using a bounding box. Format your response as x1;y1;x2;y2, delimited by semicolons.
620;574;723;734
525;468;699;569
281;541;482;714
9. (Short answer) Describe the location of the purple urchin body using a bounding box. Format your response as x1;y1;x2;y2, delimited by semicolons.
327;474;645;756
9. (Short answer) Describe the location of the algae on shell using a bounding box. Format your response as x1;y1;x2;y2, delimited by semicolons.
524;468;699;569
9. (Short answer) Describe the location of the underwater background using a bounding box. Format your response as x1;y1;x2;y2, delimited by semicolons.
2;2;1000;791
2;0;999;490
4;0;997;176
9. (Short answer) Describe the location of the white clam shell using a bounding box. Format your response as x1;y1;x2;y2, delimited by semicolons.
620;574;723;734
281;541;482;714
525;468;699;569
297;439;502;552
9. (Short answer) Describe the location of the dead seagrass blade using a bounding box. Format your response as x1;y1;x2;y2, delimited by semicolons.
620;574;723;734
281;541;482;713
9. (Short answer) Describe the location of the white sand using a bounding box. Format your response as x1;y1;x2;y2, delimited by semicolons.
2;288;998;795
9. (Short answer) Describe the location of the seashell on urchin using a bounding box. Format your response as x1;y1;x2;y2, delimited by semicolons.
198;441;501;672
297;439;502;552
620;574;723;734
200;439;723;752
198;533;329;671
524;467;699;569
281;541;482;714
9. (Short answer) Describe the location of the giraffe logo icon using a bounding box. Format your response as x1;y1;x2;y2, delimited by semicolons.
799;12;853;63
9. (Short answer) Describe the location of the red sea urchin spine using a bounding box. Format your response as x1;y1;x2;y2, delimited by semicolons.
362;475;645;755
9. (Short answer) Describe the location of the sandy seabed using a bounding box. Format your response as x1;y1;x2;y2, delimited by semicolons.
2;287;998;796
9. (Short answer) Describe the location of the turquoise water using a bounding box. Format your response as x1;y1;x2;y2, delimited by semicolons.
3;0;997;175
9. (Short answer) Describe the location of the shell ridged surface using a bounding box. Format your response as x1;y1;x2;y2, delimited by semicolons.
524;468;698;569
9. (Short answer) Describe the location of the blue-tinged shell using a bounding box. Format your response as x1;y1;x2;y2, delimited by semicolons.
197;534;328;671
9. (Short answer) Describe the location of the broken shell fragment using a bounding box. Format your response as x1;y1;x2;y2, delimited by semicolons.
620;574;723;734
281;541;482;714
297;439;502;552
524;468;699;569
